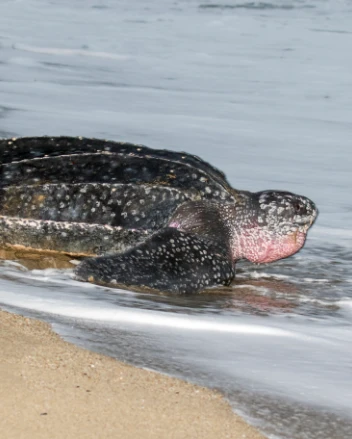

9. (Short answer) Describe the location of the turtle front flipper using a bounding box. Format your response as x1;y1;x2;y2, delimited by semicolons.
74;228;234;294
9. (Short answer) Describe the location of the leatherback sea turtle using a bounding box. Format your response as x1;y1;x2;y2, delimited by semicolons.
0;136;317;294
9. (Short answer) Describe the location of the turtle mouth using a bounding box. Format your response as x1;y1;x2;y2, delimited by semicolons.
295;216;317;228
283;208;318;231
295;205;318;227
296;222;312;235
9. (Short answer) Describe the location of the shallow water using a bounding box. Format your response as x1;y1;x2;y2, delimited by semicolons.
0;1;351;438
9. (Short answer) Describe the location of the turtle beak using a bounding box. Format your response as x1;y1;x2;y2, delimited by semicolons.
301;212;317;233
310;205;318;226
302;202;318;230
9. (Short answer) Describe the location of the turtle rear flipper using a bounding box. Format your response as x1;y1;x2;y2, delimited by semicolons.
74;228;234;294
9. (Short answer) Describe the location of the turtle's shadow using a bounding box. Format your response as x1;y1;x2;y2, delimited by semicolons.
136;278;301;316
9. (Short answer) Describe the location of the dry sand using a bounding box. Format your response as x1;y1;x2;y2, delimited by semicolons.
0;309;267;439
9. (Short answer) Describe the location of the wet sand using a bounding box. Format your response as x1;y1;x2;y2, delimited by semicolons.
0;309;267;439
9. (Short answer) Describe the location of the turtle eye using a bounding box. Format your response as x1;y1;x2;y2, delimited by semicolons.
293;202;303;214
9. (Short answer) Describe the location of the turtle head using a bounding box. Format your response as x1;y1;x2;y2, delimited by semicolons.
231;190;318;264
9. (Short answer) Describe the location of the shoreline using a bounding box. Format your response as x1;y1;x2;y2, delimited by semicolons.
0;308;267;439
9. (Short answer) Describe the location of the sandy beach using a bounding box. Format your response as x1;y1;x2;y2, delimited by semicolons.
0;309;267;439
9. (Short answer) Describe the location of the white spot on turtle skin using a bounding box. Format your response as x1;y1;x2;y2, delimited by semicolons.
205;187;212;194
259;194;269;204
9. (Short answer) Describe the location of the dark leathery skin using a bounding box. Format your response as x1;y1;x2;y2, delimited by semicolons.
0;216;150;256
169;200;231;248
0;183;198;229
0;137;235;201
75;228;234;294
0;136;229;186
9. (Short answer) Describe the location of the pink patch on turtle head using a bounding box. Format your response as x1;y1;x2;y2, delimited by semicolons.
232;227;308;264
253;231;307;263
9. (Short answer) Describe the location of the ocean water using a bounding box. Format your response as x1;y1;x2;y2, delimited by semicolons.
0;1;351;438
